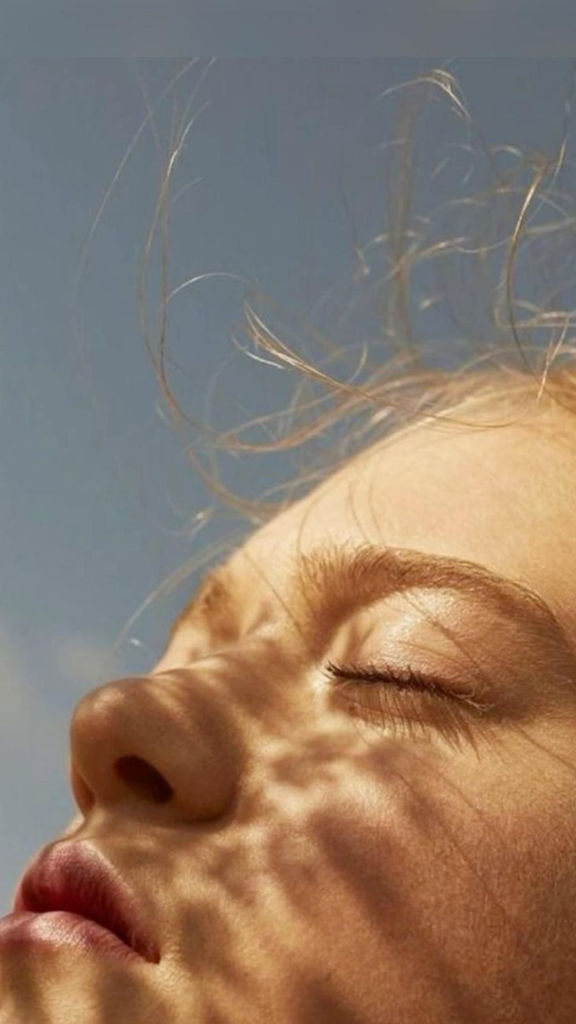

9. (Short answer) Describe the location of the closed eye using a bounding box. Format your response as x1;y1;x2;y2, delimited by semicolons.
321;657;498;750
324;659;494;712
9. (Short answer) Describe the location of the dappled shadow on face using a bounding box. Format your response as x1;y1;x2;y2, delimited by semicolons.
4;633;576;1024
0;943;171;1024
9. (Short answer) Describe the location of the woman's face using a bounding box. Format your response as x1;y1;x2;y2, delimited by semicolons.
5;399;576;1023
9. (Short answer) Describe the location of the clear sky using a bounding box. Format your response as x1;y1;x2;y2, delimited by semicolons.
1;59;574;909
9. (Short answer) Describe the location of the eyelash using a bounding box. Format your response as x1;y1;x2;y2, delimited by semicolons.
322;659;494;746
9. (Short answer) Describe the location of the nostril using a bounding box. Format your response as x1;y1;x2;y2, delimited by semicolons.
115;756;173;804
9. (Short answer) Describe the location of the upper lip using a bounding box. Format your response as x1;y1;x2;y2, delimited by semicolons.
12;840;160;964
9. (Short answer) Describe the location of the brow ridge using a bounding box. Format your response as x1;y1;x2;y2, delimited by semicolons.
288;539;575;660
168;539;575;670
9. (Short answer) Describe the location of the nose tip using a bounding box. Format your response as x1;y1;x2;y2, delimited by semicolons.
68;669;250;823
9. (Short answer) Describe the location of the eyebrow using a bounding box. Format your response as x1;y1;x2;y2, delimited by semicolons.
168;540;575;665
288;540;575;660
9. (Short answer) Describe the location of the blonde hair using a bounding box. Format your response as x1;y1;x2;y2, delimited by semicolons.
113;63;576;658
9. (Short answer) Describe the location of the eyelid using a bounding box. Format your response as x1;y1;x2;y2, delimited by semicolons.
324;658;496;712
321;658;501;751
290;540;576;690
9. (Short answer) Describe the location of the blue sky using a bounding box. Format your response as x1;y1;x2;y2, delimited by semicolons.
3;5;576;57
1;59;573;909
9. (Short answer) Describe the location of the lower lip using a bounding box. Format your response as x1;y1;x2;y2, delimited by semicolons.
0;911;145;964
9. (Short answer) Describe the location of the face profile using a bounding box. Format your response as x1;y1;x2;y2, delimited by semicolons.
3;63;576;1024
3;392;576;1023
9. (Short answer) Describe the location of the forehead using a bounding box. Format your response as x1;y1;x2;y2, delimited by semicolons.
233;402;576;639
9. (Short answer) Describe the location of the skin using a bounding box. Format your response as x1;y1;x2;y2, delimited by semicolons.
4;395;576;1023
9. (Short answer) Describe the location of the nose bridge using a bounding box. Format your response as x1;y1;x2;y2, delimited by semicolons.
68;636;310;826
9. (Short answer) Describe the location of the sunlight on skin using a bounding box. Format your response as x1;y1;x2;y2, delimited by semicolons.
4;397;576;1023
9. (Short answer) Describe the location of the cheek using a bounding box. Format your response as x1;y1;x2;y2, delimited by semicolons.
263;752;466;953
162;737;576;1020
251;761;510;1012
406;747;576;973
303;746;576;965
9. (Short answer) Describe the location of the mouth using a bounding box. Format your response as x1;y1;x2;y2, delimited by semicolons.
0;908;152;964
11;841;161;964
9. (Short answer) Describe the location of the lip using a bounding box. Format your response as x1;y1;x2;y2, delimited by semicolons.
7;840;160;964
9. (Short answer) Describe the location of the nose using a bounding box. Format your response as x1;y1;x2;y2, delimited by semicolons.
68;661;251;825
